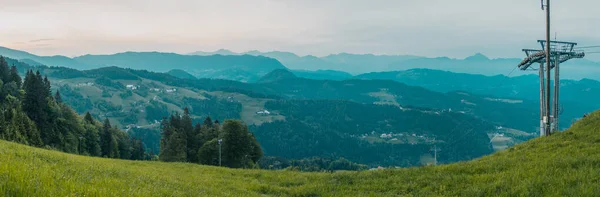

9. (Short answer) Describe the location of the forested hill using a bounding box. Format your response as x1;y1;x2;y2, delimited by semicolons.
356;68;600;129
255;71;538;132
1;110;599;196
0;56;146;160
3;58;511;166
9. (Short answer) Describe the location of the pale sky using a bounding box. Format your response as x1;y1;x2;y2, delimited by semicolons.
1;0;599;60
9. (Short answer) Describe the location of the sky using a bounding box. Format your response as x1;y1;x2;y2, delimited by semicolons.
1;0;599;60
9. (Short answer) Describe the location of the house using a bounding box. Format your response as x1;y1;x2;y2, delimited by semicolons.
380;133;392;138
165;88;177;93
256;110;271;115
126;84;138;90
75;82;94;87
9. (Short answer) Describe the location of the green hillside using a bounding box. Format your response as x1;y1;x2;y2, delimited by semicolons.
8;62;505;166
2;111;599;196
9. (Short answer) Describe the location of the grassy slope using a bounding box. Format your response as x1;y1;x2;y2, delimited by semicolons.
1;111;600;196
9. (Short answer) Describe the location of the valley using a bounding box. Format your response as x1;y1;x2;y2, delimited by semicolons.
12;61;537;167
1;46;598;168
2;110;599;196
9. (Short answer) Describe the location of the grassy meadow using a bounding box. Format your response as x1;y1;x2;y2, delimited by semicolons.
1;111;600;196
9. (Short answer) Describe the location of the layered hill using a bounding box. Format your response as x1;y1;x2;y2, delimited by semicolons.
356;68;600;129
74;52;286;82
0;47;287;82
166;69;196;80
8;59;513;166
1;110;598;196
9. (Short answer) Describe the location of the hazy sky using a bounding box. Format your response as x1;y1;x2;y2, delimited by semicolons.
1;0;599;60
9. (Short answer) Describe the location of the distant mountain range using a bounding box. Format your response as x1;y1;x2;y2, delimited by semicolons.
189;49;420;74
3;46;600;81
0;47;286;82
189;49;600;80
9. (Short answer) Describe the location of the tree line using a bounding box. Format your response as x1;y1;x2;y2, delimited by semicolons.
258;156;368;172
159;108;263;168
0;56;146;160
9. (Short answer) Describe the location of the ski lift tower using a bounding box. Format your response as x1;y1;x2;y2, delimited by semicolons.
518;41;585;137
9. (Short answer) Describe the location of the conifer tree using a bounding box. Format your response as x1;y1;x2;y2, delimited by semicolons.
101;119;118;158
9;66;21;87
182;108;198;162
84;112;94;124
84;124;102;156
199;116;218;144
54;90;62;103
159;114;187;162
159;117;172;161
0;57;10;83
130;138;146;160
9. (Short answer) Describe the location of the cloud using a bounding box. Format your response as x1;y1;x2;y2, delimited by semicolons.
29;38;56;43
0;0;598;60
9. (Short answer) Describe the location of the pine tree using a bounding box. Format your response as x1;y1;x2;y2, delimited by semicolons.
168;129;187;162
159;117;172;161
84;112;94;124
117;132;131;160
130;138;146;160
101;119;118;158
54;90;62;103
0;57;10;83
182;108;198;162
199;116;218;144
23;70;56;147
84;124;102;157
9;66;21;87
159;114;187;162
43;76;51;96
249;133;263;164
203;116;213;127
193;122;203;153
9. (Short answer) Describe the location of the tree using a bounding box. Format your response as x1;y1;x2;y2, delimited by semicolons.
158;112;261;167
54;90;62;103
0;64;144;161
203;116;213;127
197;139;219;165
182;108;198;163
83;123;102;157
9;66;21;87
159;114;187;162
116;131;131;159
221;120;260;168
22;70;55;146
0;57;10;83
199;117;219;144
166;129;187;162
101;119;118;158
84;112;94;124
249;133;263;164
130;138;146;160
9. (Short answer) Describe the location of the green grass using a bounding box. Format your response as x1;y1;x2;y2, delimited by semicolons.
2;111;600;196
